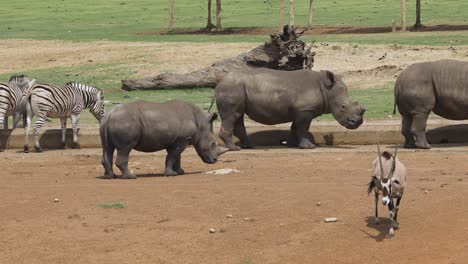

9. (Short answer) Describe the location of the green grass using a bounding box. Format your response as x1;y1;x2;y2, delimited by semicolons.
98;202;126;209
1;0;467;43
1;64;398;124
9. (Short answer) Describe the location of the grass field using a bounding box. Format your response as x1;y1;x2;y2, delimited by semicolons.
1;0;468;43
1;0;466;123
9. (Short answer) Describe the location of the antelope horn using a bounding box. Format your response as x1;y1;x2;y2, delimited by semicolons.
377;139;384;178
387;146;398;178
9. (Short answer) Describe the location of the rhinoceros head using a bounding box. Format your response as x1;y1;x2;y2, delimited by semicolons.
194;112;228;164
321;71;366;129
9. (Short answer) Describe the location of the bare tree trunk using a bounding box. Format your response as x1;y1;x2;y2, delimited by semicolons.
121;26;316;90
279;0;285;32
289;0;295;26
168;0;174;30
307;0;314;30
216;0;222;31
401;0;406;32
206;0;215;30
414;0;423;28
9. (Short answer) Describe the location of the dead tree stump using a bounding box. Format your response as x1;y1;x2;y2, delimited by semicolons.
121;25;316;91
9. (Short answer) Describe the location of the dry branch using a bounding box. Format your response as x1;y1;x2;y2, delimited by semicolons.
121;26;316;91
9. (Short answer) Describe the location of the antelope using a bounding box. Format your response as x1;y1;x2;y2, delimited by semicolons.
367;144;407;236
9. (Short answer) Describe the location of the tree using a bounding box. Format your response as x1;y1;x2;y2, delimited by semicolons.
307;0;314;30
121;26;316;90
216;0;222;31
414;0;423;28
279;0;285;31
401;0;406;31
289;0;295;26
206;0;215;30
168;0;174;30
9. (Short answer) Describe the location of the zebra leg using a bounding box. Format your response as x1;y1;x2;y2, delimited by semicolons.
0;113;4;151
115;148;136;179
60;117;67;149
373;190;380;225
71;114;80;149
393;194;403;230
3;115;8;129
23;104;32;153
33;114;47;152
13;113;21;129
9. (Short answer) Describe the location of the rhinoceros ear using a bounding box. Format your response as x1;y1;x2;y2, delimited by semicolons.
322;71;336;90
208;112;218;123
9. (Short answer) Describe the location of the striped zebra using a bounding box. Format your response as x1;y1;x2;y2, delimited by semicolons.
24;81;105;152
0;75;35;151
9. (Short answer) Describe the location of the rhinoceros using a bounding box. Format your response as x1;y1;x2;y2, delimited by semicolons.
100;100;228;179
394;59;468;149
211;68;366;150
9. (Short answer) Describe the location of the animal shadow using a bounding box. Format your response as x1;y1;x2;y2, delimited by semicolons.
95;171;203;179
361;216;392;242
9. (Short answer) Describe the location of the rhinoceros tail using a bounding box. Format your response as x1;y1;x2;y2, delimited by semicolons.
207;92;216;113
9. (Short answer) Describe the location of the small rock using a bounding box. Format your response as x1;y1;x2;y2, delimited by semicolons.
324;217;338;223
209;228;216;233
316;202;321;206
53;198;60;202
424;190;429;194
226;214;233;218
205;168;240;175
243;217;256;222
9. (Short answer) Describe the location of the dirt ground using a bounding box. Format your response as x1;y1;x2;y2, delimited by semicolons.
1;39;468;89
1;146;468;264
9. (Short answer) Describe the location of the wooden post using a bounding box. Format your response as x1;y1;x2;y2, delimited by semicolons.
289;0;295;26
279;0;285;31
206;0;214;30
392;19;396;32
307;0;314;30
401;0;406;32
216;0;222;31
168;0;174;30
414;0;422;28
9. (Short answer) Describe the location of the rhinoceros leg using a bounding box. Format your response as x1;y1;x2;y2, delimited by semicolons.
101;146;116;179
164;140;188;176
219;114;242;151
233;114;252;149
411;113;431;149
401;114;416;148
294;112;315;149
287;122;299;147
115;148;136;179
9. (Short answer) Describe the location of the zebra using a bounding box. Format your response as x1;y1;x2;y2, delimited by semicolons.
24;81;105;152
0;75;36;151
2;75;32;129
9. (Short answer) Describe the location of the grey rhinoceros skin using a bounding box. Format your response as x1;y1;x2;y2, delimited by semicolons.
394;59;468;149
213;68;366;150
99;100;228;179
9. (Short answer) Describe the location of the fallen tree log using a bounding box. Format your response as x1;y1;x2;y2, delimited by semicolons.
121;26;316;91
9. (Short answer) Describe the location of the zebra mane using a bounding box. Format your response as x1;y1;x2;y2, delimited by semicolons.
66;81;102;93
9;74;30;83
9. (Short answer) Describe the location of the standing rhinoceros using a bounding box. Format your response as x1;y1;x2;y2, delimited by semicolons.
100;100;228;179
212;68;366;150
394;59;468;149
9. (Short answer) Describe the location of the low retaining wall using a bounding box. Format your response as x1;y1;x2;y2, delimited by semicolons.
2;120;468;150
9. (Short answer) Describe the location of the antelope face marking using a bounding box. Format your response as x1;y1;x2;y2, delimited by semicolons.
381;178;392;206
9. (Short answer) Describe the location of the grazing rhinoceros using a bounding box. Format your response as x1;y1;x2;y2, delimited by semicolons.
394;59;468;149
100;100;228;179
211;68;366;150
